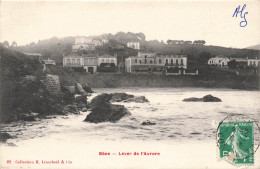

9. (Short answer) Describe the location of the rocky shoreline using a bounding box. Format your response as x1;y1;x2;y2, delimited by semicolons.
84;93;149;123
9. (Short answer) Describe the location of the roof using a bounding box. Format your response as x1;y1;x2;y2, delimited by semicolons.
156;54;187;58
83;54;98;58
215;55;226;58
220;58;230;62
127;41;140;43
63;54;83;58
98;54;117;58
23;52;42;56
230;58;248;62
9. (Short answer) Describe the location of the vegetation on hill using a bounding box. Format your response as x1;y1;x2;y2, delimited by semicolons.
12;31;259;67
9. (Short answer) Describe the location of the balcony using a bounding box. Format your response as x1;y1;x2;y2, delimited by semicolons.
64;63;82;67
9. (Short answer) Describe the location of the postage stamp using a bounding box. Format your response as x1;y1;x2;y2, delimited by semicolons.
217;114;260;166
218;121;254;165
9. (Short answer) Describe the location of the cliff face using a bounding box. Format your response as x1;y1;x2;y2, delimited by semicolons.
0;46;90;123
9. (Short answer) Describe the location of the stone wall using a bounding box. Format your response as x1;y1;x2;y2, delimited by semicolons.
42;74;61;95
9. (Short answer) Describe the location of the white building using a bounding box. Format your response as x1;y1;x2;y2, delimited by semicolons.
63;54;84;67
208;55;230;67
125;52;187;73
43;58;56;65
248;58;260;67
219;57;230;67
127;42;140;50
98;54;117;66
72;36;95;52
93;40;102;47
75;36;92;44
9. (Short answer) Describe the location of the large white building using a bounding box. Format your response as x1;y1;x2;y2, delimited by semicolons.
125;52;187;73
63;53;118;74
127;42;140;50
63;54;98;74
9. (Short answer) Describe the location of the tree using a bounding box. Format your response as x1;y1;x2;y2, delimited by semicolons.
167;40;172;44
227;60;236;69
11;41;17;47
199;51;212;64
3;41;9;47
30;42;36;46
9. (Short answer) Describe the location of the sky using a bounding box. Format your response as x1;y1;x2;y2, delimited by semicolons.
0;0;260;48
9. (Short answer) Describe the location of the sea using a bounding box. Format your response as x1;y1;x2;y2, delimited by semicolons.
0;88;260;169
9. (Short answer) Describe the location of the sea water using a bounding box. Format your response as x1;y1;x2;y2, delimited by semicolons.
0;88;260;168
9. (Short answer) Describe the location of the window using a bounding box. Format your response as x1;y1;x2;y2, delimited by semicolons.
166;59;168;65
150;60;153;64
145;55;147;58
89;58;93;64
72;59;75;65
84;58;88;65
159;59;162;64
101;59;104;63
171;59;173;65
139;60;142;64
77;59;80;65
181;59;183;65
66;59;70;65
145;59;147;64
135;59;137;63
106;59;109;63
176;59;179;65
111;59;115;63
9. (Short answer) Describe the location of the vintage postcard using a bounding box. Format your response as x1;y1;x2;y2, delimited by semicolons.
0;0;260;168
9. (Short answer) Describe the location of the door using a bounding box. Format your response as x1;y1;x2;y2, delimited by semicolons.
88;67;94;74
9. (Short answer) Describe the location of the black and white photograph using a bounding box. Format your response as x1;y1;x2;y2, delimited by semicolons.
0;0;260;168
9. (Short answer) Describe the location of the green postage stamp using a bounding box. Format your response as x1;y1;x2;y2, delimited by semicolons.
218;121;254;165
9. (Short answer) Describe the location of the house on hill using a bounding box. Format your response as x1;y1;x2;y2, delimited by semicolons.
72;36;99;52
127;42;140;50
43;58;56;65
208;55;230;67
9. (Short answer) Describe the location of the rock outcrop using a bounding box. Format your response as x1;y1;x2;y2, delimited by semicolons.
41;74;61;95
0;133;13;143
141;120;156;125
82;83;94;93
0;46;94;123
183;94;221;102
110;93;134;102
84;93;132;123
124;96;149;103
84;103;130;123
89;93;149;106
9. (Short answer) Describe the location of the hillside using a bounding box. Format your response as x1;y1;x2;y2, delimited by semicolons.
13;32;260;66
246;44;260;50
0;45;88;122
